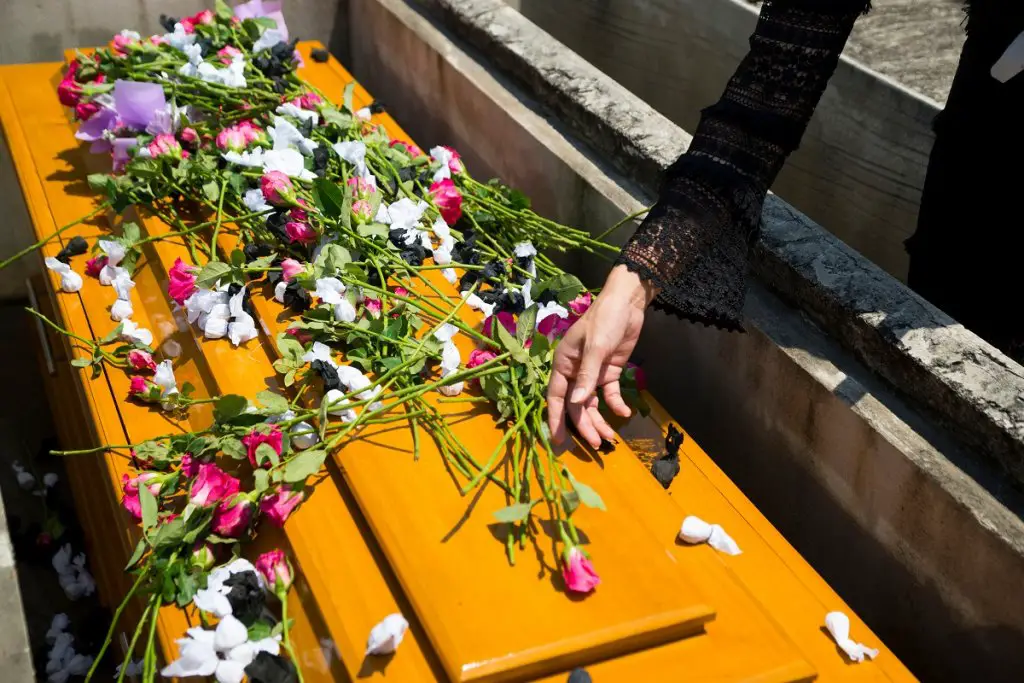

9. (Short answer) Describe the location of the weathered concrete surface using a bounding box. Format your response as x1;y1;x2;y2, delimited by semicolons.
502;0;941;281
341;0;1024;677
0;485;33;682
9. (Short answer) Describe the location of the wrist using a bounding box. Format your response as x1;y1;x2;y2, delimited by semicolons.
605;264;658;309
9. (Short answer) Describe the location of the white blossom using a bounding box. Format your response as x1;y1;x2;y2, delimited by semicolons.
227;287;258;346
163;23;196;51
290;421;320;450
302;342;338;369
354;107;371;121
43;472;58;488
322;389;357;422
333;299;357;323
45;629;92;683
365;613;409;656
274;280;288;303
253;28;285;53
162;614;280;683
52;545;95;600
243;188;270;215
269;116;318;156
97;240;126;285
276;102;319;126
11;460;35;490
45;613;69;644
119;319;153;347
332;141;370;178
430;145;454;182
222;148;266;169
262;148;315;180
192;559;258;618
462;291;494;318
314;278;345;305
43;258;83;293
433;323;459;344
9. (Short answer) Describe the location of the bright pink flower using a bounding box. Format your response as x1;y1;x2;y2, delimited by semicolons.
429;179;463;226
179;127;199;145
121;472;160;521
363;297;382;316
260;170;295;206
259;486;304;527
626;362;647;392
190;463;241;507
352;199;373;223
211;496;253;538
285;220;317;245
127;349;156;372
392;286;409;298
241;426;283;469
255;549;294;594
237;120;266;145
568;292;593;318
280;258;304;281
216;124;249;153
129;376;151;396
74;101;101;121
217;45;242;65
484;311;517;338
466;348;497;369
285;326;312;344
167;258;197;305
147;133;183;159
389;139;423;158
57;60;83;107
562;546;600;594
111;33;138;56
438;145;464;174
537;313;572;340
347;176;376;199
148;35;168;46
180;452;201;478
191;9;215;25
85;256;107;278
298;92;322;110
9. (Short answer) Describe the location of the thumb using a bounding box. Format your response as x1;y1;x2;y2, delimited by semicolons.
569;341;607;404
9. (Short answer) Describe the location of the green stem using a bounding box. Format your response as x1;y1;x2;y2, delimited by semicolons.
0;202;110;271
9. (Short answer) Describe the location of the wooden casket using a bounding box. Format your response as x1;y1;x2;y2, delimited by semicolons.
0;40;917;682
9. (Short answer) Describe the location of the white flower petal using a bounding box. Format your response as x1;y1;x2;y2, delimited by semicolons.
290;421;320;450
314;278;345;305
365;613;409;656
274;280;288;303
110;297;133;322
215;659;246;683
333;299;357;323
214;615;248;653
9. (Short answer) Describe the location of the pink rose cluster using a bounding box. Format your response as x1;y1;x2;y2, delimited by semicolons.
167;257;198;306
217;120;267;153
58;58;107;122
429;179;463;226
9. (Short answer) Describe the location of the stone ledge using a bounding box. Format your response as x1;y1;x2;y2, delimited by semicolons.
414;0;1024;489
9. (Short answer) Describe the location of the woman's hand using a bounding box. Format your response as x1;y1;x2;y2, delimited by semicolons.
547;265;657;448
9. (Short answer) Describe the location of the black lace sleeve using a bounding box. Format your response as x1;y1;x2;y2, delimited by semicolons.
617;0;871;330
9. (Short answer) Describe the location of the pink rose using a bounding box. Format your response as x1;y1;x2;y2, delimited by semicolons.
285;220;317;245
438;145;464;174
167;257;197;306
538;313;572;340
121;472;160;521
216;125;248;153
626;361;647;392
211;496;254;538
129;375;151;396
260;170;296;206
74;101;100;121
85;255;107;278
285;326;312;344
346;176;376;199
389;140;423;158
568;292;593;318
352;199;373;224
259;486;304;527
217;45;242;65
363;297;382;316
299;92;322;110
57;60;83;107
392;286;409;298
147;133;183;159
255;549;294;595
280;258;304;281
189;463;241;507
562;546;600;594
179;127;199;145
111;33;138;57
238;120;267;145
241;426;283;469
466;348;497;369
429;179;463;226
180;452;200;478
127;349;156;372
484;311;517;339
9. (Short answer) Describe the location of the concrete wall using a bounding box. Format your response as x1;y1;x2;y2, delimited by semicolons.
339;1;1024;679
502;0;942;282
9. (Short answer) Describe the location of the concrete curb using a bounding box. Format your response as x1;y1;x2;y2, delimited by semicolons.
0;482;35;681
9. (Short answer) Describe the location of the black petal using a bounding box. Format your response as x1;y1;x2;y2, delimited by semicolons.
266;257;285;287
311;359;342;392
567;668;592;683
159;15;179;32
311;48;329;63
665;423;684;459
494;290;525;315
535;288;559;306
481;260;506;281
56;236;89;263
223;571;266;627
400;244;426;266
266;211;290;243
369;100;386;114
458;271;480;293
246;652;298;683
650;456;680;490
283;281;312;313
244;243;273;263
312;147;330;177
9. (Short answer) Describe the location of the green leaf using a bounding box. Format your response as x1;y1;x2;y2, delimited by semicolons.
175;571;199;607
357;222;389;239
129;158;161;179
492;501;536;523
70;357;93;368
228;172;247;198
529;332;550;359
534;274;585;305
214;394;249;423
120;222;141;246
343;82;355;114
277;335;305;362
516;305;537;345
220;437;247;460
565;469;606;511
252;16;279;31
152;517;186;550
196;261;232;288
314;244;352;274
98;323;124;344
256;390;290;415
87;173;112;193
139;484;158;531
561;490;581;516
312;178;345;219
215;0;233;19
322;107;352;129
506;188;531;210
203;179;221;203
125;537;147;570
247;621;273;641
495;319;529;364
230;249;246;268
283;449;327;483
255;442;280;468
254;469;270;495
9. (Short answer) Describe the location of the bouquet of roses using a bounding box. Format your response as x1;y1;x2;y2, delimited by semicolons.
19;2;650;680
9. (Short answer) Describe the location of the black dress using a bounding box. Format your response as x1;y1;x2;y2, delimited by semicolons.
617;0;1024;357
